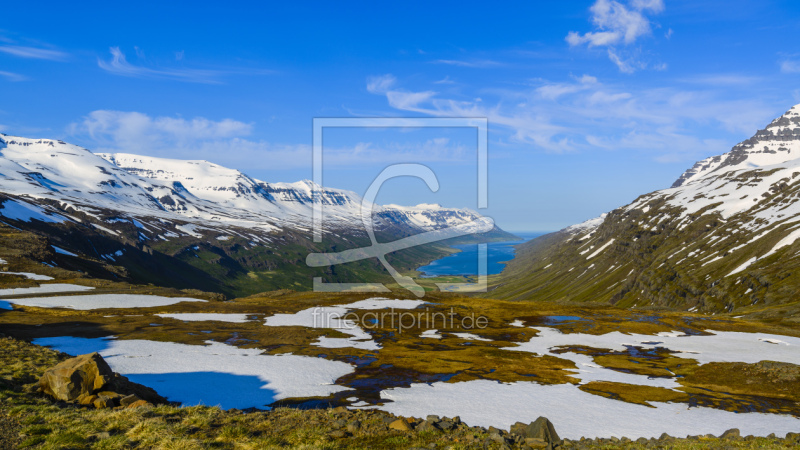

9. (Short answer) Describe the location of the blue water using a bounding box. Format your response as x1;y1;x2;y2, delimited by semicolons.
417;232;546;277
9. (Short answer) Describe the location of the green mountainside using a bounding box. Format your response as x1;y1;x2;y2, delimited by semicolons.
493;103;800;320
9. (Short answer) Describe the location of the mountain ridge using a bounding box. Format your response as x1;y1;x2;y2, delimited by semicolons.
493;102;800;319
0;132;514;296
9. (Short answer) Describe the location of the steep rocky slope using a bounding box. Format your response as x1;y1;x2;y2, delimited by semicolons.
494;104;800;317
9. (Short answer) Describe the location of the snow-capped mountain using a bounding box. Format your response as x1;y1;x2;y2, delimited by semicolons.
0;134;494;236
495;103;800;316
0;133;511;296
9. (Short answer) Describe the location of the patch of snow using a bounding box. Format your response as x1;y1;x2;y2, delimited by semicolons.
6;294;206;310
155;313;254;323
451;332;491;341
0;283;94;297
263;298;423;350
420;329;442;339
33;336;353;410
0;199;66;223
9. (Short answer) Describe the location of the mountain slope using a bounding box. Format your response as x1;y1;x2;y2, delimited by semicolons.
494;103;800;317
0;133;513;296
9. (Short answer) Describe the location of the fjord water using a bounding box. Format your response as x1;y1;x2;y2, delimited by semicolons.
418;232;545;277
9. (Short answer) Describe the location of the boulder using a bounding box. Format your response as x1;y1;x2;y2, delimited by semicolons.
510;417;560;444
39;352;169;408
39;352;113;402
720;428;741;440
389;419;412;431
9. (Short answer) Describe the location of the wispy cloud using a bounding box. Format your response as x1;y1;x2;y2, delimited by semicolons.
0;70;27;82
433;59;502;68
780;59;800;74
98;47;273;84
566;0;665;73
67;109;461;169
366;74;397;94
678;74;761;85
0;45;69;61
434;76;455;85
366;73;779;164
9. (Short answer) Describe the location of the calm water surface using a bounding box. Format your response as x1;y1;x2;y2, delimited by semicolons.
417;232;546;277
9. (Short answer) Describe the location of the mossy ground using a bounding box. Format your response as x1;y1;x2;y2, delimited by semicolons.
3;335;800;449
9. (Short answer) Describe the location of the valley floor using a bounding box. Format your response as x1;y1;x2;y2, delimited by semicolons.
1;260;800;447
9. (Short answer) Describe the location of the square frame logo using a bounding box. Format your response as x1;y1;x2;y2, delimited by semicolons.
306;117;490;298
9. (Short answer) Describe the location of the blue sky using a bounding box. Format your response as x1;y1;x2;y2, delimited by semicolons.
2;1;800;231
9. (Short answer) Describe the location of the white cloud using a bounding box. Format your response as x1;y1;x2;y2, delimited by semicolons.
0;70;27;82
566;0;665;73
0;45;69;61
386;90;438;110
66;111;300;168
67;110;462;170
98;47;273;84
780;60;800;74
535;74;598;100
366;74;397;94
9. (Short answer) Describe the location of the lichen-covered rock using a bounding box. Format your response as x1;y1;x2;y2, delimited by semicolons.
38;352;169;409
39;352;112;402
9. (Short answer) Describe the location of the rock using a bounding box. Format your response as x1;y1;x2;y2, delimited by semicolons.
346;420;361;433
39;352;113;402
511;417;560;444
659;432;673;441
786;432;800;441
417;420;439;432
78;394;98;406
524;437;549;448
438;418;456;431
426;415;440;422
720;428;740;439
119;394;142;407
331;406;348;415
389;419;412;431
332;419;347;428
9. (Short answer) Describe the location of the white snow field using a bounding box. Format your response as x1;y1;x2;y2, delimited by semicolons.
155;313;255;323
264;297;425;350
376;380;800;440
364;324;800;438
0;283;94;297
5;294;206;310
33;336;353;410
507;327;800;366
